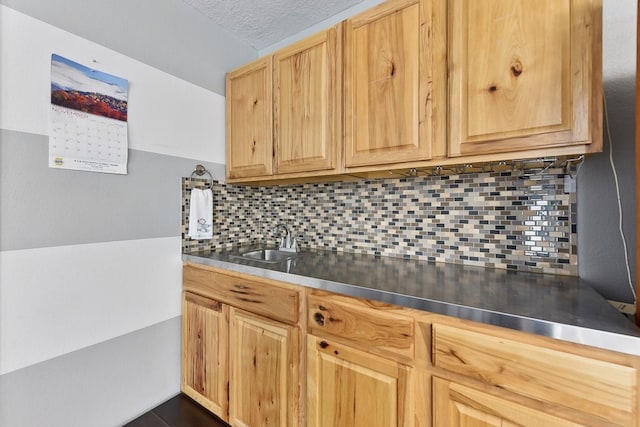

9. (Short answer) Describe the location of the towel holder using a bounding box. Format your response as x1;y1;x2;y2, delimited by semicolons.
190;164;214;185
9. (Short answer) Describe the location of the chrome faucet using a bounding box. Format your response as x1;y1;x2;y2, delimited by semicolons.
274;223;298;252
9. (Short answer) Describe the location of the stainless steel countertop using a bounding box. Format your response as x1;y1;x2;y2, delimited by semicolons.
183;245;640;357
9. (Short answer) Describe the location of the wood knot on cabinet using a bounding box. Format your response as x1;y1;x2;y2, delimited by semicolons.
314;312;325;326
510;60;523;77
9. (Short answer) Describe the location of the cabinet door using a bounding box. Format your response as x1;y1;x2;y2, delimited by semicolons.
433;377;588;427
432;323;637;424
448;0;601;157
307;334;413;427
229;308;300;427
344;0;446;168
226;56;273;179
181;292;229;421
274;25;341;175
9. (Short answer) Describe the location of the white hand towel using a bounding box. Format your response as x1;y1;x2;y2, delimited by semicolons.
188;188;213;239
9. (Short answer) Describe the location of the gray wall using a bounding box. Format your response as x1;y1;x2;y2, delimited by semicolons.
0;129;224;251
0;319;181;427
577;0;637;303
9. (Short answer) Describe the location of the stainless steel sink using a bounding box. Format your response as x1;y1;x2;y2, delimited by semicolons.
235;249;298;263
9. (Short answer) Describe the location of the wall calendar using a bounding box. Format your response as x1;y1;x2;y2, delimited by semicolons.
49;54;128;174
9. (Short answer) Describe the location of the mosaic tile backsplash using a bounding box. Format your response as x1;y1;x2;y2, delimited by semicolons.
182;167;577;276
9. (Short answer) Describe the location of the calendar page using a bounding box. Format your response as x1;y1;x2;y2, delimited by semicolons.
49;54;128;174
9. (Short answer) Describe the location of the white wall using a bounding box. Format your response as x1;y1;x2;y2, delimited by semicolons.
0;5;226;163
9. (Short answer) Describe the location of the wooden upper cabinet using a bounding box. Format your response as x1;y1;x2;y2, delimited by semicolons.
448;0;603;157
226;57;273;179
225;0;602;182
274;26;341;175
344;0;446;168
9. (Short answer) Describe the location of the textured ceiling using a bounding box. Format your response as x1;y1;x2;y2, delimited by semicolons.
181;0;366;50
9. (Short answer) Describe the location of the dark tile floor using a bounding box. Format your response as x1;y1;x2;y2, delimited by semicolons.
124;394;229;427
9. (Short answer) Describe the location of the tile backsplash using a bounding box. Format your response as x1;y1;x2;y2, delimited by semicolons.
182;167;577;275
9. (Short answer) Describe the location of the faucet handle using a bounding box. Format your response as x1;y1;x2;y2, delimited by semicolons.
279;235;299;253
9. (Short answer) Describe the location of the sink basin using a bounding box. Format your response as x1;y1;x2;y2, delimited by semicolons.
237;249;297;263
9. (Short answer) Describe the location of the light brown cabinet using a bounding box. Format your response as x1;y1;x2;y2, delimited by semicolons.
433;377;587;427
307;334;413;427
182;265;303;426
273;26;341;175
431;321;638;426
447;0;602;158
225;0;602;184
343;0;446;168
226;57;273;179
227;25;341;182
306;290;416;427
182;264;639;426
181;291;229;419
229;308;300;427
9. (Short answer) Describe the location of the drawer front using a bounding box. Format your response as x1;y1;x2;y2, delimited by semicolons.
307;292;414;359
432;323;637;425
183;266;299;324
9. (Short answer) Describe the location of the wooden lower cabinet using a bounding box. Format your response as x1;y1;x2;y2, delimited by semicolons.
306;334;413;427
182;265;304;426
181;291;229;420
431;323;637;425
183;266;639;427
433;377;589;427
229;308;300;427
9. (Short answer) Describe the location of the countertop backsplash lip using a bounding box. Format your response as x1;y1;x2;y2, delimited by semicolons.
181;166;577;276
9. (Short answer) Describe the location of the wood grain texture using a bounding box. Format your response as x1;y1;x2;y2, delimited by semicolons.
273;25;341;175
448;0;602;157
229;308;299;427
307;334;413;427
307;291;415;359
183;265;300;324
432;377;602;427
226;56;273;179
226;0;602;184
181;292;229;421
344;0;435;167
432;323;637;425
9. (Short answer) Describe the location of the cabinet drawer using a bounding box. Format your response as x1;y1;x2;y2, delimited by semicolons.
432;323;637;425
307;292;414;359
183;265;299;324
